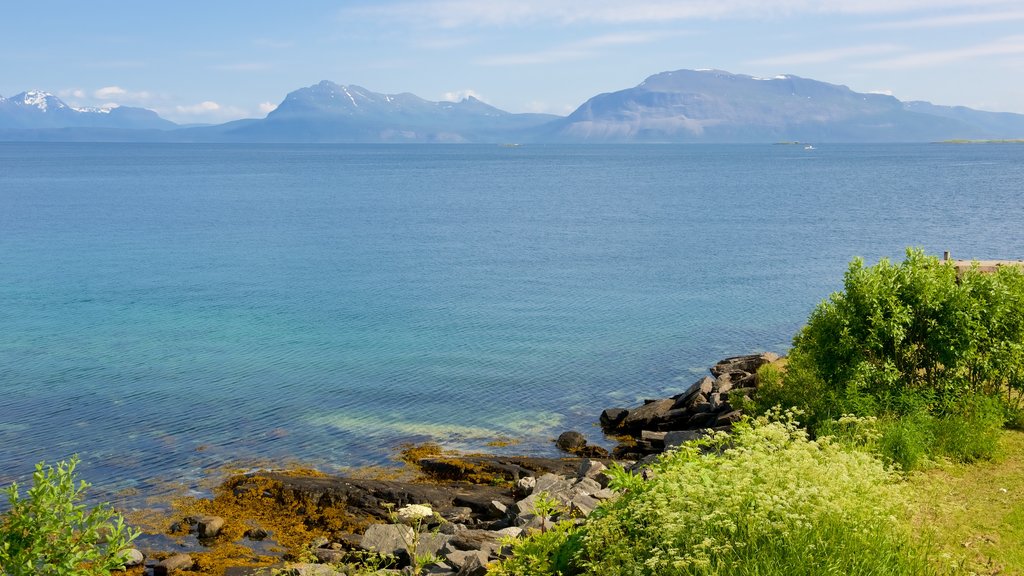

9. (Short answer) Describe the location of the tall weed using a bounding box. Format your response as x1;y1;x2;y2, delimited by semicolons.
496;413;938;575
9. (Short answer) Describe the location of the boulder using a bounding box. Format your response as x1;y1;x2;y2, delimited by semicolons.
360;523;414;557
446;549;491;570
572;476;603;496
569;493;600;517
619;397;674;433
448;529;502;555
122;548;144;568
576;459;607;480
555;431;587;453
413;532;452;559
153;553;194;576
664;429;704;448
196;515;225;539
599;408;628;430
640;430;667;450
715;410;744;426
312;547;347;564
455;555;490;576
672;377;714;409
710;353;778;377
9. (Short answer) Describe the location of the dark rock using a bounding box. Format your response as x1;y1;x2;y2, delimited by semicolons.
600;408;628;429
692;402;713;414
710;353;778;377
620;397;674;433
448;529;502;554
715;410;744;426
672;377;715;409
455;555;489;576
686;412;717;428
640;430;667;450
244;527;270;541
154;553;194;576
414;455;582;483
262;472;515;524
555;431;587;453
574;444;610;458
313;547;348;564
664;429;705;448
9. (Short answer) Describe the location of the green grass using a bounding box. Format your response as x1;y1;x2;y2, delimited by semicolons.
910;430;1024;574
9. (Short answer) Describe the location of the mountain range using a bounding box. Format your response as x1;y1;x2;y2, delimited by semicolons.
3;70;1024;143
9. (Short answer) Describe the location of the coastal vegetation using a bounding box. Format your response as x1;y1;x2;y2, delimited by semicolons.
493;249;1024;575
4;249;1024;574
0;456;138;576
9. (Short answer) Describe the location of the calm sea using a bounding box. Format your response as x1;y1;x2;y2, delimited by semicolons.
2;143;1022;500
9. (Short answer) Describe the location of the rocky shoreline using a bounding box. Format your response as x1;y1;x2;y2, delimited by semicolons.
129;352;778;576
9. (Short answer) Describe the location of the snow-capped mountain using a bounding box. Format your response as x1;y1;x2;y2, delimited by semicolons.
208;80;557;142
539;69;1024;142
0;91;176;130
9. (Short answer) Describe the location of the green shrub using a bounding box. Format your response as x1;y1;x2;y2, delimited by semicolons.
496;413;937;575
0;456;139;576
747;249;1022;468
490;520;583;576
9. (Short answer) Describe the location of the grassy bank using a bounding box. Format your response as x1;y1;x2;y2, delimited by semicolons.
911;430;1024;574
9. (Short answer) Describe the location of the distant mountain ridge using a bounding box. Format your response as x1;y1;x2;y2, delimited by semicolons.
3;70;1024;142
0;90;177;131
203;80;558;142
540;69;1024;142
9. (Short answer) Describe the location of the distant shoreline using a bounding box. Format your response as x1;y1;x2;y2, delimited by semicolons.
938;139;1024;144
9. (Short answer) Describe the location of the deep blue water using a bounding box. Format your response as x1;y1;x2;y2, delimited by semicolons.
1;143;1022;500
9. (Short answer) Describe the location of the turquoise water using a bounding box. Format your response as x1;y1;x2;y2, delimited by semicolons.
1;143;1023;497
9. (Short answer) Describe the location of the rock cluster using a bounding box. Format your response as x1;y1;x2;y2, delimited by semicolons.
600;353;778;458
148;352;780;575
185;458;615;576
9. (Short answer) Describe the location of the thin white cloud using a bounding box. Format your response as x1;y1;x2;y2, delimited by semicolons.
175;101;223;115
479;31;668;66
863;35;1024;69
92;86;154;104
866;9;1024;29
441;89;486;102
94;86;127;99
168;100;269;121
347;0;1024;27
747;44;905;67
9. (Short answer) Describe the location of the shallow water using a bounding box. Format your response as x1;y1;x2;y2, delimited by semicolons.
2;143;1022;500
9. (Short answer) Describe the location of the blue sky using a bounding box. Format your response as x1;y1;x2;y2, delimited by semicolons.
3;0;1023;124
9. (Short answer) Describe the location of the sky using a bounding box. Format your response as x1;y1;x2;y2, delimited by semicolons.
2;0;1024;124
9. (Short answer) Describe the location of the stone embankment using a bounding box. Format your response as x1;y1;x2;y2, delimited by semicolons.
139;352;777;575
598;352;778;459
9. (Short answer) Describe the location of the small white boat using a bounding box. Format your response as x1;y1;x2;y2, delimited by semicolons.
804;145;815;150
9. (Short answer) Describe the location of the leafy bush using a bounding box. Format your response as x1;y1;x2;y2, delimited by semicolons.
795;248;1024;410
494;413;937;575
0;456;139;576
490;520;582;576
749;249;1022;467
